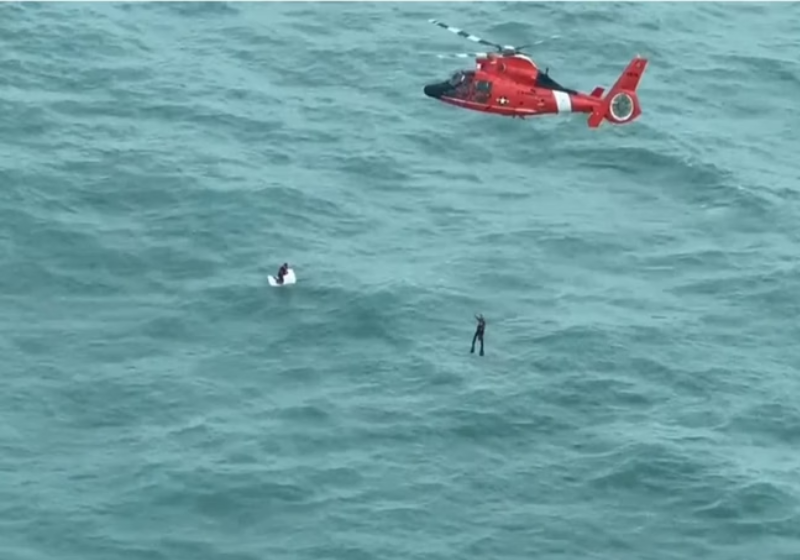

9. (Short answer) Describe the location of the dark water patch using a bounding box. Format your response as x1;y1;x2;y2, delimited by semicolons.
68;330;177;368
275;403;334;429
585;440;720;504
55;370;192;432
723;400;800;447
426;203;480;235
536;230;633;271
542;365;661;421
259;184;379;240
137;312;199;346
403;130;492;168
336;152;415;189
126;100;281;145
1;211;161;297
127;1;240;20
181;282;281;329
580;145;731;201
532;324;618;356
150;474;315;527
138;244;222;285
0;97;60;144
692;480;800;543
640;247;737;277
712;53;800;91
322;288;414;350
695;311;778;350
628;355;719;401
670;265;800;326
261;281;431;358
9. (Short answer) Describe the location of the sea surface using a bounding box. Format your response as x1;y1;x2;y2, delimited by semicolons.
2;2;800;559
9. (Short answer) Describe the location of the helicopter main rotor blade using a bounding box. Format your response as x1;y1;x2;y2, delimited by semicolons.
436;52;490;59
513;35;561;52
428;19;503;51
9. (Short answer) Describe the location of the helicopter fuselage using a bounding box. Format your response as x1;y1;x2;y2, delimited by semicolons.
424;53;602;119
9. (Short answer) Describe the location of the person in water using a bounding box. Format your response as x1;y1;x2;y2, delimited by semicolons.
471;313;485;356
276;263;289;284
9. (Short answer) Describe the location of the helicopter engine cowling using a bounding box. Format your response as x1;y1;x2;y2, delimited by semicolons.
479;55;539;86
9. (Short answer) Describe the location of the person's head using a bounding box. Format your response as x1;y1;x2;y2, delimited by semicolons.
283;263;288;268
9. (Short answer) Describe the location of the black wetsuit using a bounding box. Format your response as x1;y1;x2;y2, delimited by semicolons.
277;265;288;284
471;315;485;356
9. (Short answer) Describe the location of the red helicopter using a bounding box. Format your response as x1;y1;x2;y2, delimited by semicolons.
423;19;648;128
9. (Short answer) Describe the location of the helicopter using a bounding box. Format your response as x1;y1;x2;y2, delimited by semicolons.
423;19;648;128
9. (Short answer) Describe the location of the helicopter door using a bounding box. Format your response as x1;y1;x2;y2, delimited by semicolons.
474;80;492;103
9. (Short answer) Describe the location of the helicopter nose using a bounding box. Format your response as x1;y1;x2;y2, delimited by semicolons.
424;82;447;99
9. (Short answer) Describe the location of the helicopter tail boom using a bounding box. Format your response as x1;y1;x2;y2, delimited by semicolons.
587;56;648;128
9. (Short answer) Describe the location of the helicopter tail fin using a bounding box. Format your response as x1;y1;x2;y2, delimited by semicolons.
587;56;648;128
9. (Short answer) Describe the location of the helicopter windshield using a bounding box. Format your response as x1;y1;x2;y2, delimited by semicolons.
447;70;474;87
448;72;465;86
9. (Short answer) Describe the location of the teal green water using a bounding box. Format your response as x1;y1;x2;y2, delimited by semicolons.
2;2;800;559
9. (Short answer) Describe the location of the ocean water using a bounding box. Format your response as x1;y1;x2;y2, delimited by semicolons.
2;1;800;559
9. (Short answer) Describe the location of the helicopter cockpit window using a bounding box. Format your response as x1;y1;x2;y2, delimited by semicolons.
475;80;492;93
448;72;465;86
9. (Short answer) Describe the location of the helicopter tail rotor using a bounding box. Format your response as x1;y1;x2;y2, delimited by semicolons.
587;56;648;128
